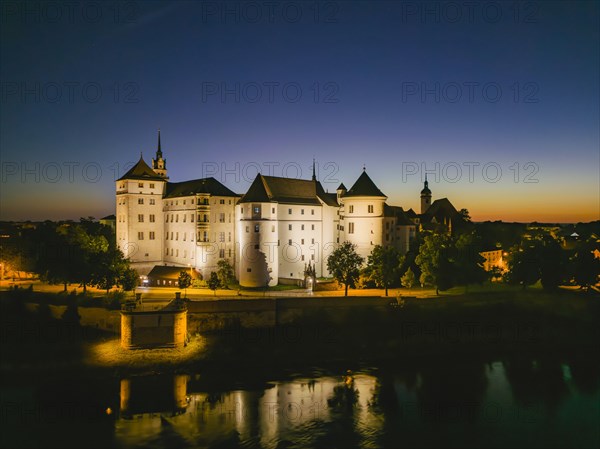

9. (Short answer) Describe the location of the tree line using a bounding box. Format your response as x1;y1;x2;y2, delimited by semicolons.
8;218;138;293
327;228;599;296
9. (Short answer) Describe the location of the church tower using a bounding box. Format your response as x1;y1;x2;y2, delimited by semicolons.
420;175;432;214
152;129;168;179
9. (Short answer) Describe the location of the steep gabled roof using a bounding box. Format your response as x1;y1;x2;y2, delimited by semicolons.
239;174;338;206
165;177;239;198
117;156;163;181
420;198;460;224
405;208;418;219
384;205;415;226
344;171;386;198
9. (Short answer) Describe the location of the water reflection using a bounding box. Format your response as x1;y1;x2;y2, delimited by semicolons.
114;358;600;449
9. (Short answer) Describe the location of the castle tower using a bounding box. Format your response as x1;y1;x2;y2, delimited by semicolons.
420;174;432;214
237;174;279;288
152;129;168;179
340;168;387;260
116;154;166;272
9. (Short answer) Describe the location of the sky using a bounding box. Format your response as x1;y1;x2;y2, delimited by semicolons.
1;0;598;223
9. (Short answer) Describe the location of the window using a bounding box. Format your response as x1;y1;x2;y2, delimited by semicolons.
220;199;225;204
183;233;186;241
311;254;314;260
165;248;169;255
176;215;178;222
241;208;244;214
191;214;194;222
288;239;292;245
228;232;232;242
311;238;315;244
176;232;179;240
302;255;305;261
246;226;249;233
183;200;186;205
138;232;144;240
149;198;155;205
176;249;179;257
228;249;232;257
253;206;260;214
219;213;225;223
138;214;144;222
301;239;304;245
272;207;275;214
149;214;155;222
166;216;169;223
289;224;292;231
184;250;187;258
138;198;144;204
311;224;315;230
247;268;252;272
170;232;173;240
301;209;304;215
149;232;155;240
254;224;259;233
288;208;292;214
183;215;186;222
138;182;143;188
219;249;225;258
219;232;225;242
271;225;275;232
368;205;374;213
166;232;169;240
254;244;259;249
348;222;355;234
301;225;304;230
149;183;155;188
311;209;314;215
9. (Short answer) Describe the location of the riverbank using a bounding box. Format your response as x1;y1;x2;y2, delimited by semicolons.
1;285;598;377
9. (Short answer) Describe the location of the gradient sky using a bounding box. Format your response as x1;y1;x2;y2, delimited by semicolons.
1;1;598;222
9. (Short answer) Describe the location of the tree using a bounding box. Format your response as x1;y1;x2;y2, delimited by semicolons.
401;267;417;289
458;208;472;223
207;271;220;296
454;232;487;291
178;270;192;298
572;241;600;291
327;242;364;296
538;235;566;291
120;268;139;293
365;245;402;296
216;259;235;289
415;232;455;295
91;247;128;293
505;243;540;289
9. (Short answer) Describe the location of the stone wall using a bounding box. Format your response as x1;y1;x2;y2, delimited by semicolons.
121;309;187;349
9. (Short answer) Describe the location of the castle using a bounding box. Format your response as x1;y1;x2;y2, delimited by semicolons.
116;132;462;287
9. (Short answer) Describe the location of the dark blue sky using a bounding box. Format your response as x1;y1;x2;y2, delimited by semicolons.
1;1;598;221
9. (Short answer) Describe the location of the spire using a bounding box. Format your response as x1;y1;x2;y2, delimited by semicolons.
421;173;431;196
312;158;316;181
156;128;163;159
